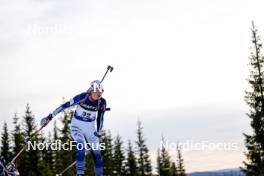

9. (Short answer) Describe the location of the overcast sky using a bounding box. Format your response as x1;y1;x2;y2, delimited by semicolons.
1;0;264;172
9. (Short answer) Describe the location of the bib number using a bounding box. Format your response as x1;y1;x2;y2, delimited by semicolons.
82;111;91;118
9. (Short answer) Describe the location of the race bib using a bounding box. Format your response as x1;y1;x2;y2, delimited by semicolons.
76;106;96;121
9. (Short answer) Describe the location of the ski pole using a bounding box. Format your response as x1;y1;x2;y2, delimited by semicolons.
10;122;47;164
56;161;76;176
101;65;114;83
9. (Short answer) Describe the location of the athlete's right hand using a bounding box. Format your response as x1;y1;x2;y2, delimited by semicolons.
40;114;53;127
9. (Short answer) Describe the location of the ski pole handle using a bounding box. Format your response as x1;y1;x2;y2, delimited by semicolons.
105;107;111;111
101;65;114;83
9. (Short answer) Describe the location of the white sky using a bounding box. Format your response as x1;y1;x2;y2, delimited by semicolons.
1;0;264;172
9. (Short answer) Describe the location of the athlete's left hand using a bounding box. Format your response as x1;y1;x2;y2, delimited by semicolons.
94;131;102;138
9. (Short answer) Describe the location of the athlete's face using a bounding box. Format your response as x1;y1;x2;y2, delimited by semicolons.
90;89;103;101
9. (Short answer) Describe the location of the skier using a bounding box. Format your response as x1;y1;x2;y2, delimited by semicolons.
40;80;107;176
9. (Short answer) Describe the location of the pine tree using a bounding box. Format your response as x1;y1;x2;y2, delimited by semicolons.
12;113;24;155
53;120;62;173
41;132;53;176
176;145;185;176
242;21;264;175
20;104;41;176
38;131;53;176
1;122;11;161
12;113;24;171
161;137;171;175
158;136;171;176
142;149;152;176
135;121;152;176
170;162;178;176
53;120;59;141
125;140;138;176
45;132;54;175
156;149;162;175
113;134;125;175
102;130;114;175
58;110;75;176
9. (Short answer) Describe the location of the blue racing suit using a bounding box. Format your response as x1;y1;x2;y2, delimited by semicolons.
52;92;106;176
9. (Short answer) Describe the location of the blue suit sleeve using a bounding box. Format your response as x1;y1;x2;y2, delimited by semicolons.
97;98;107;133
52;92;87;117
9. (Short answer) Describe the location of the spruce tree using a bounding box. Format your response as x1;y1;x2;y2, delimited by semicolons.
156;149;162;175
176;145;185;176
58;110;75;176
45;132;54;175
125;140;138;176
113;134;125;175
170;162;177;176
53;120;59;141
1;122;11;161
53;120;62;173
243;21;264;175
158;136;171;176
21;104;41;176
102;130;114;175
38;131;53;176
161;137;171;175
12;113;24;171
12;113;24;155
135;121;152;176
